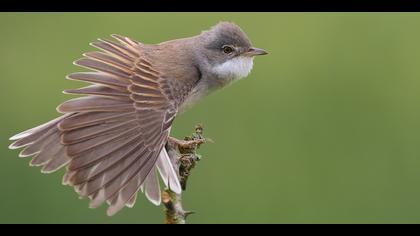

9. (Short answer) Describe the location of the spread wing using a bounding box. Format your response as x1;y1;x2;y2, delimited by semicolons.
9;35;181;216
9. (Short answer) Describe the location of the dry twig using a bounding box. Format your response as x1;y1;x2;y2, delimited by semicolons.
162;124;208;224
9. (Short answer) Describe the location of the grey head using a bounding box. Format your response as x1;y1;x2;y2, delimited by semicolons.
195;22;268;83
178;22;267;112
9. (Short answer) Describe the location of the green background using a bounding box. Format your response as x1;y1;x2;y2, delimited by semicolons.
1;13;420;224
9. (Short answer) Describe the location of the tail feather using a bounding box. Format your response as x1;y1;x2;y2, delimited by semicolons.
156;148;182;194
143;166;161;206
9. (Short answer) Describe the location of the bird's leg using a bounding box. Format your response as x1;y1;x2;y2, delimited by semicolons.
162;124;209;224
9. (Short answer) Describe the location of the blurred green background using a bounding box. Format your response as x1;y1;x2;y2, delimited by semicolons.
1;13;420;224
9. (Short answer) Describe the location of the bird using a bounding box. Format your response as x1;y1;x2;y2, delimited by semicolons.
8;21;268;216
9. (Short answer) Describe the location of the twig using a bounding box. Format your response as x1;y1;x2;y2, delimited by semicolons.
162;124;208;224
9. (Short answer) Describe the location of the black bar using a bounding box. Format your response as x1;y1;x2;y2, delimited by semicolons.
2;0;420;12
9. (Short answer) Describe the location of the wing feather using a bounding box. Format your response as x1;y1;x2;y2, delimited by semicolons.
61;119;137;145
111;34;140;48
40;146;69;173
64;85;130;100
106;151;160;216
66;126;139;157
143;166;161;206
97;38;139;58
57;96;133;113
74;58;132;80
69;138;144;186
66;72;129;91
58;111;135;131
85;149;152;208
67;36;181;213
83;51;132;69
67;131;140;171
90;41;134;62
9;35;184;216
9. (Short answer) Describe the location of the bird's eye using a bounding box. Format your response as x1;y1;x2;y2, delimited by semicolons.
222;45;234;54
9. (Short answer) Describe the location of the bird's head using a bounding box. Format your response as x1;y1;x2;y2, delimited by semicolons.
198;22;268;82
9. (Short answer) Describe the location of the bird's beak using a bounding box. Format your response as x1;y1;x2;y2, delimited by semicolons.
245;47;268;57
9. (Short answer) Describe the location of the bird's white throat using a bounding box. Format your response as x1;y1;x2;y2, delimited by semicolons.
179;56;254;113
212;56;254;81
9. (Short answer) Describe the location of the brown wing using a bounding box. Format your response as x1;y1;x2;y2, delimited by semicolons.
10;35;179;216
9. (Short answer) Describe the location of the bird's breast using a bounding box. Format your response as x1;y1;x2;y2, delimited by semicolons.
178;78;213;113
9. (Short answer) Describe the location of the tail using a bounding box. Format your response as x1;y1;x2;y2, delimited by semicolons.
9;114;72;173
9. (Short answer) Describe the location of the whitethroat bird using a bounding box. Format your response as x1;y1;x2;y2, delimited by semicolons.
8;22;268;216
